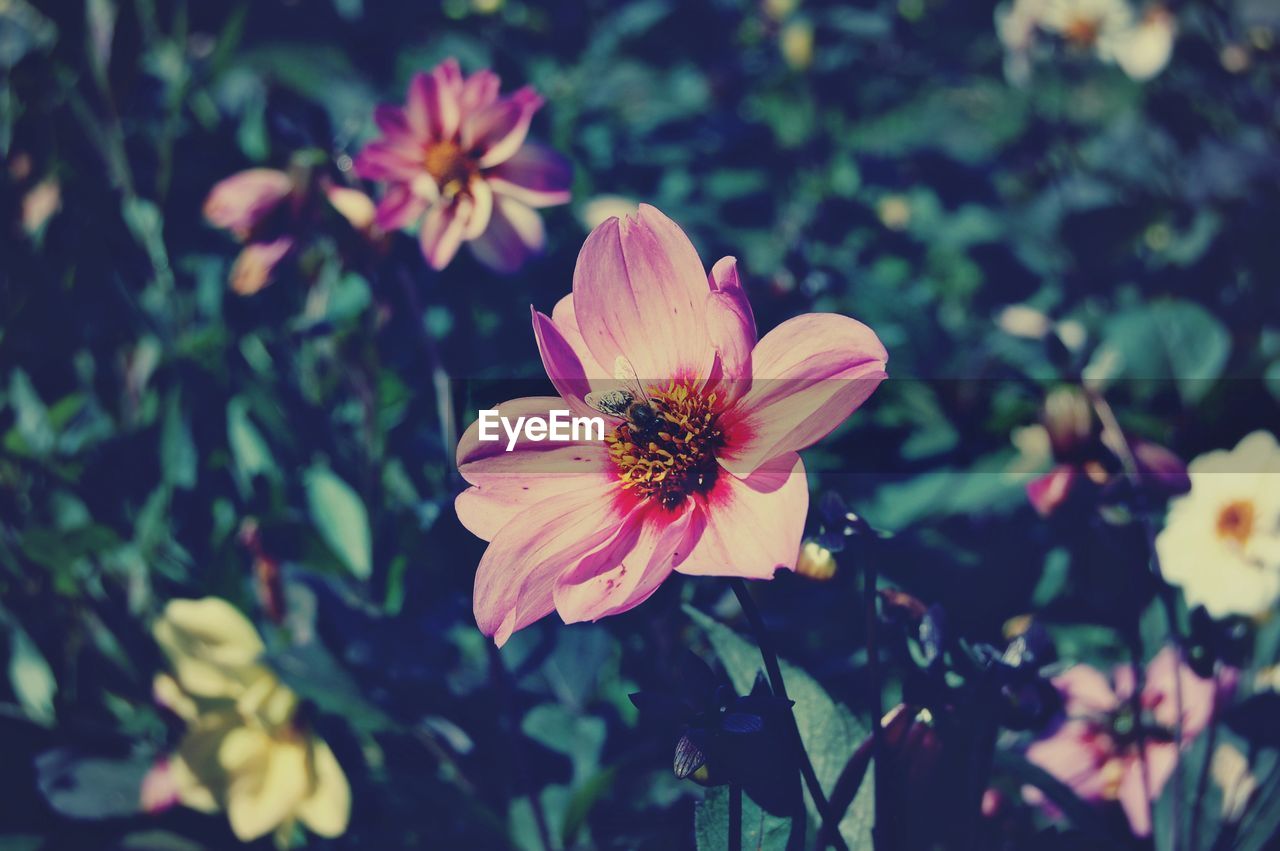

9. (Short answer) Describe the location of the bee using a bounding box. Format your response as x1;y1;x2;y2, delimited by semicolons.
586;357;662;440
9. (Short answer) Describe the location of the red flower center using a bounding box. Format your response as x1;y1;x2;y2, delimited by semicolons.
605;381;725;510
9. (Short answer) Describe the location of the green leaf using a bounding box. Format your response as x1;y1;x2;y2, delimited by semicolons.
685;606;874;849
695;784;792;851
161;393;196;489
1086;299;1231;405
226;397;274;493
304;465;372;580
7;622;56;725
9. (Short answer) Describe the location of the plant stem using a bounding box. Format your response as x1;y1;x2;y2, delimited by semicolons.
729;781;743;851
487;643;555;851
730;579;849;851
862;537;889;850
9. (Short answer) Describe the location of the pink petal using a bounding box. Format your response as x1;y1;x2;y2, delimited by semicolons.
419;196;471;270
353;140;424;182
551;294;610;379
203;169;293;236
468;196;545;273
1052;664;1120;718
555;501;704;624
460;69;502;113
485;143;572;208
374;183;428;231
472;483;631;646
140;758;180;813
464;86;544;169
1140;647;1219;740
572;204;716;384
1026;720;1111;802
1027;465;1077;517
406;69;460;142
230;237;293;295
532;308;597;415
433;58;464;97
1117;743;1178;837
373;104;411;138
675;452;807;579
463;177;494;240
704;256;757;400
718;313;886;478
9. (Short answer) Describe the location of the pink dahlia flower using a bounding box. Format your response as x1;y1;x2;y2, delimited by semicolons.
1026;647;1230;836
354;58;571;273
455;205;886;645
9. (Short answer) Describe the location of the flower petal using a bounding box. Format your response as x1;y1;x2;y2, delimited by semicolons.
460;69;501;113
352;139;423;182
295;738;351;838
223;732;309;842
1140;647;1220;741
203;169;292;237
230;238;294;296
555;501;703;624
455;397;610;540
463;176;494;240
372;104;410;138
485;143;572;208
406;68;460;142
419;196;471;270
550;294;609;379
468;196;545;273
373;184;427;232
1117;742;1177;837
572;204;716;383
465;86;544;169
532;308;596;413
472;482;631;646
719;313;887;478
1052;664;1118;717
705;256;756;398
675;452;807;579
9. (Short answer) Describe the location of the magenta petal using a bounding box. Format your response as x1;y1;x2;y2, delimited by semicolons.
573;204;716;383
353;140;423;182
719;313;887;478
532;309;596;414
705;256;757;398
675;452;807;579
203;169;293;235
466;87;544;169
374;184;428;231
550;294;609;379
468;196;545;274
555;501;704;624
419;197;471;270
406;70;460;142
472;483;629;646
485;143;572;209
373;104;410;137
1027;465;1077;517
460;69;502;113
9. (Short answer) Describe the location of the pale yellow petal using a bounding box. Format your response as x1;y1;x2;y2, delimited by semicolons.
154;598;266;699
225;737;310;842
152;673;199;721
295;737;351;838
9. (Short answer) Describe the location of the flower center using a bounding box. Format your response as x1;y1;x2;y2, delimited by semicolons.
422;141;474;198
605;381;725;510
1216;500;1255;547
1064;16;1101;46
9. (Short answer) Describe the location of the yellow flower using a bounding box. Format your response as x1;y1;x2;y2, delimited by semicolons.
151;598;351;846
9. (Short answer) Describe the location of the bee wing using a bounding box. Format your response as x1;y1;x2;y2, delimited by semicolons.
673;731;708;779
613;355;649;402
585;389;633;418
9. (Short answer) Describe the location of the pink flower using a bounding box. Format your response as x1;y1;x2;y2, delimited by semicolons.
354;59;571;273
455;205;886;645
204;168;378;295
1026;647;1229;836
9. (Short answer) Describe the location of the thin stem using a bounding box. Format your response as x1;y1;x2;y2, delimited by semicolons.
730;579;850;851
729;782;743;851
1085;386;1186;851
398;269;459;478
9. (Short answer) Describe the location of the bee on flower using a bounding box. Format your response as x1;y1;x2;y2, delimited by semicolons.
141;598;350;847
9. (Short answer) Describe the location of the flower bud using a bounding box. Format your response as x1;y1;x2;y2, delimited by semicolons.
1041;386;1094;459
795;540;837;580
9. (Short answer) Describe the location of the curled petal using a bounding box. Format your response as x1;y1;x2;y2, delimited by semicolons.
675;453;808;579
705;256;757;395
719;313;886;478
486;143;572;208
468;196;545;273
532;308;596;413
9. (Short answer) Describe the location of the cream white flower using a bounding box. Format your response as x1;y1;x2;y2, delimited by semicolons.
1099;6;1176;80
997;0;1175;81
145;598;351;847
1156;431;1280;619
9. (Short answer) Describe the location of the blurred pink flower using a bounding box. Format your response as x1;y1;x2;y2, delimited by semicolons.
354;58;571;273
1026;647;1230;836
204;168;378;295
455;205;886;645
